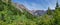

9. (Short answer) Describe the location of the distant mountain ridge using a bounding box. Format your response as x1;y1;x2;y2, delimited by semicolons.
30;10;46;16
14;3;54;16
31;10;54;16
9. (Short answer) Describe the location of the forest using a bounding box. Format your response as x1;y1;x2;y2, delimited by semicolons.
0;0;60;25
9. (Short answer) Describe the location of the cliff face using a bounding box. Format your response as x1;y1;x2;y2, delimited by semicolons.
14;3;33;15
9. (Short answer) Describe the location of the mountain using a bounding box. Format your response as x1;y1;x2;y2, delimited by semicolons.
13;3;35;19
31;10;46;16
31;10;54;16
14;3;33;14
13;3;54;16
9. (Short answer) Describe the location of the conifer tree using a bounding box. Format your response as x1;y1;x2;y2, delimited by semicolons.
47;7;52;15
55;0;59;9
53;0;60;25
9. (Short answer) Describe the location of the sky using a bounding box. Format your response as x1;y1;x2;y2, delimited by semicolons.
12;0;60;10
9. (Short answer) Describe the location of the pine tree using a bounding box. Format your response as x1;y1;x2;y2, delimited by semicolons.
47;7;52;15
55;0;59;9
53;0;60;25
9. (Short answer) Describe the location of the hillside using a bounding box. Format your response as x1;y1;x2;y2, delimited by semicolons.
0;0;60;25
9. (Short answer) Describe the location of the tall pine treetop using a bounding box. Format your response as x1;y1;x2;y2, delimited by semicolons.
55;0;59;9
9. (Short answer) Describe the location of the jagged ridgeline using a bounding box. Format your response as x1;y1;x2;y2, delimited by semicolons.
0;0;35;25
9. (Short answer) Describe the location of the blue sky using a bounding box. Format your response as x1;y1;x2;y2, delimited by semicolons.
12;0;60;10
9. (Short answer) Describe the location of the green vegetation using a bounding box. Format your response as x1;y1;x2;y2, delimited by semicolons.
0;0;60;25
47;7;52;15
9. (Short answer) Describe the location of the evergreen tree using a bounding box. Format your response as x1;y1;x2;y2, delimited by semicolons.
55;0;59;9
47;7;52;15
53;1;60;25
